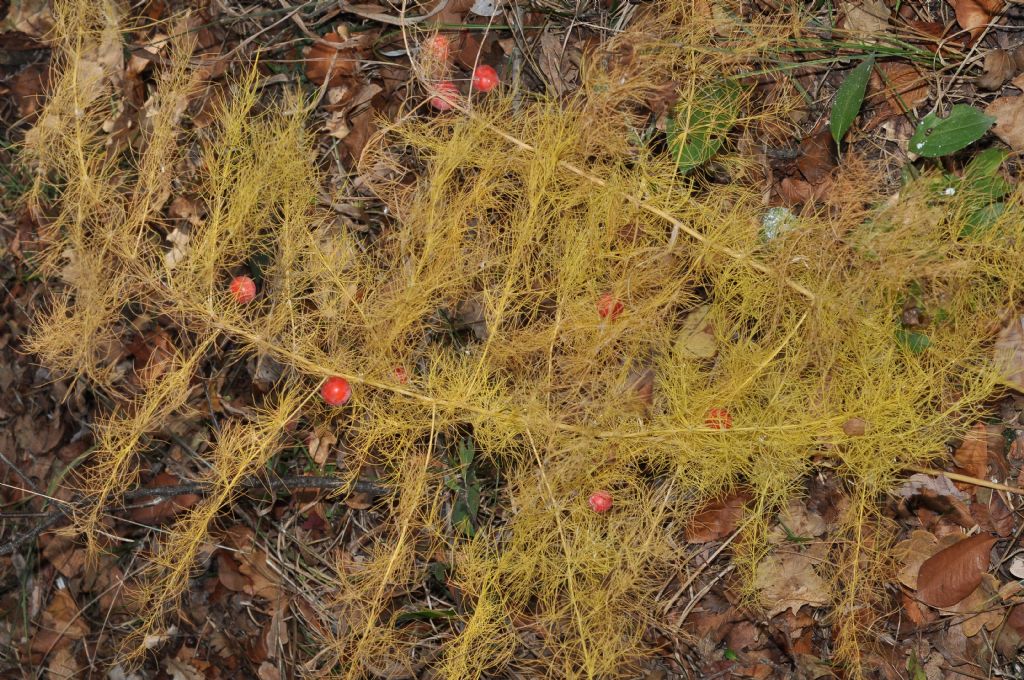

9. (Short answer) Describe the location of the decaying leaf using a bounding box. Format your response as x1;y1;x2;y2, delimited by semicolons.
915;533;997;608
755;548;831;617
895;530;960;589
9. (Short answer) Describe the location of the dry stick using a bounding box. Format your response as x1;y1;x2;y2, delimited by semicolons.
904;464;1024;496
0;476;385;558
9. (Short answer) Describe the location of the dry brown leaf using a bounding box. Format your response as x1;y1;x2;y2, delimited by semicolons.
839;0;891;38
950;0;1004;42
946;574;1002;636
796;129;836;185
769;499;827;544
685;491;750;542
864;63;929;133
953;423;989;480
978;49;1017;90
895;529;959;589
755;549;831;617
994;316;1024;386
47;646;81;680
988;93;1024;151
916;533;997;608
304;31;361;87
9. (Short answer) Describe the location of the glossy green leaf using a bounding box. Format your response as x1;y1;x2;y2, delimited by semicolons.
909;105;995;158
830;58;874;145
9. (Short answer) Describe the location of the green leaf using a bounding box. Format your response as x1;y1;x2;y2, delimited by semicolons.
909;105;995;158
428;561;450;585
457;437;475;468
830;58;874;145
895;329;930;354
667;80;743;174
964;147;1008;179
723;648;739;661
394;608;457;625
961;201;1005;237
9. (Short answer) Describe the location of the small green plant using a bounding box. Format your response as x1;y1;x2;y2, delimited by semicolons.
909;105;995;157
830;57;874;145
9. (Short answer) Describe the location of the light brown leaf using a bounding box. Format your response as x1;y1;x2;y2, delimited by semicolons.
839;0;891;39
755;550;831;617
994;316;1024;387
977;49;1017;90
916;533;997;608
675;305;717;359
954;423;989;481
895;529;959;589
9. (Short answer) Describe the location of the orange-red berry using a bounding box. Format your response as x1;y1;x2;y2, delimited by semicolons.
430;81;459;110
597;293;624;321
393;366;409;384
471;64;499;92
588;490;613;513
423;34;451;64
705;407;732;430
230;275;257;304
321;376;352;406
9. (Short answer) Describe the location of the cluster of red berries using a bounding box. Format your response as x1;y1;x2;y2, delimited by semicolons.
423;34;501;111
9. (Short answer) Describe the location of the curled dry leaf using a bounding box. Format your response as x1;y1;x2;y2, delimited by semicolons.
915;533;997;608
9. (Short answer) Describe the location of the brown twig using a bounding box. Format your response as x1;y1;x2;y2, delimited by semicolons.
0;476;385;557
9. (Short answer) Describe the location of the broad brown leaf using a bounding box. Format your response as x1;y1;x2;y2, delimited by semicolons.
685;491;750;542
950;0;1004;42
916;533;997;608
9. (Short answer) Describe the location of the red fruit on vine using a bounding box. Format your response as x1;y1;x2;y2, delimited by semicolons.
230;275;257;304
471;64;499;92
597;293;624;321
430;81;459;110
393;366;409;384
705;407;732;430
588;490;613;513
423;34;451;64
321;377;352;406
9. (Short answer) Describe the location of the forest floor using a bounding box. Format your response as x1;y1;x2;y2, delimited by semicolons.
4;0;1024;678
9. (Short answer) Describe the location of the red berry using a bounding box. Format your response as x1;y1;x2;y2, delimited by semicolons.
430;81;459;111
423;34;451;64
471;64;499;92
705;408;732;430
393;366;409;384
321;377;352;406
597;293;624;321
588;490;613;513
229;275;257;304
